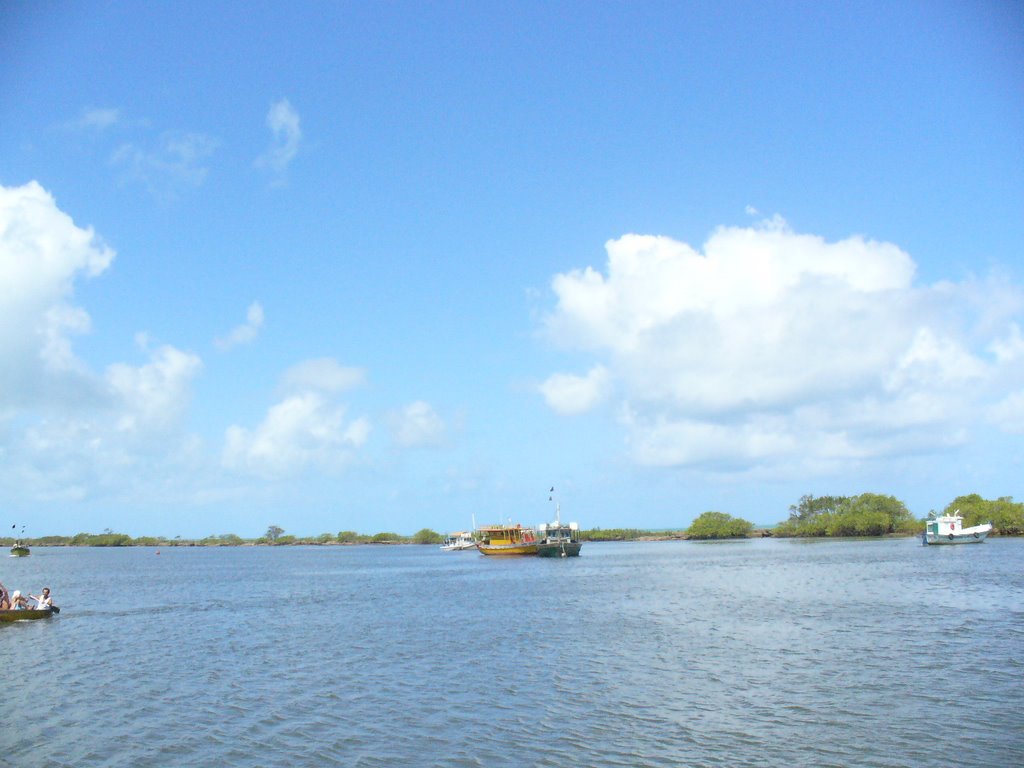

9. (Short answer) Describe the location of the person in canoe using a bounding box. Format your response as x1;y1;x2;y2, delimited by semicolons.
30;588;52;609
0;585;9;611
9;591;30;610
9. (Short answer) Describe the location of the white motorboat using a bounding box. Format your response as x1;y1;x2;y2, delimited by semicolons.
922;509;992;545
440;531;476;551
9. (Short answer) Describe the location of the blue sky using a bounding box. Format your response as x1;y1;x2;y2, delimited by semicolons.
2;2;1022;538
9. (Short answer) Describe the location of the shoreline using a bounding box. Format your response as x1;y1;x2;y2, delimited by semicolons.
7;531;1019;549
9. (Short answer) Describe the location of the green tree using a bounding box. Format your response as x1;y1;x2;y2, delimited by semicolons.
776;495;849;536
686;511;754;540
942;494;986;522
944;494;1024;535
827;493;914;536
337;530;364;544
987;497;1024;535
371;532;402;543
412;528;443;545
777;492;914;537
788;494;848;522
265;525;284;542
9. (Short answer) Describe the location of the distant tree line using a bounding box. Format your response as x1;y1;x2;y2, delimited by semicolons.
3;494;1021;547
0;526;448;548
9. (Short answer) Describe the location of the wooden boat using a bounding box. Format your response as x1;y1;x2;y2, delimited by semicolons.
476;523;539;556
10;542;30;557
922;510;992;545
440;531;476;551
0;583;57;618
0;607;53;622
536;507;582;558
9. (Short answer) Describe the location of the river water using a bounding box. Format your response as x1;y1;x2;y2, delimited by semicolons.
1;538;1021;767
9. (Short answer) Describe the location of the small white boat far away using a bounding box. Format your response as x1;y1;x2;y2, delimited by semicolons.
440;531;476;551
922;509;992;545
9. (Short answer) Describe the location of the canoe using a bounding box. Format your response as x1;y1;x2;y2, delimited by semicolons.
0;608;53;622
9;545;30;557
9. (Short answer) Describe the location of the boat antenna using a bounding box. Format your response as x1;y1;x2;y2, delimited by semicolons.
549;486;560;526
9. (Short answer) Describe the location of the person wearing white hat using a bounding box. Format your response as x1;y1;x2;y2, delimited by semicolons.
10;590;29;610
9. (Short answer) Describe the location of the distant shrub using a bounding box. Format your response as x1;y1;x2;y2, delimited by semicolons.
686;511;753;540
68;531;133;547
412;528;443;545
578;528;649;541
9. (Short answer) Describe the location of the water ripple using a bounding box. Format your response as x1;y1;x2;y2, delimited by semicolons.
2;540;1022;766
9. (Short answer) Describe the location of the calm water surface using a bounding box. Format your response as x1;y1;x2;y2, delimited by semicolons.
1;538;1022;767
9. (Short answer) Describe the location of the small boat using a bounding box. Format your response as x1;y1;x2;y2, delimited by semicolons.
0;583;57;620
10;541;30;557
440;531;476;551
922;509;992;545
0;607;53;622
476;523;539;556
536;504;582;557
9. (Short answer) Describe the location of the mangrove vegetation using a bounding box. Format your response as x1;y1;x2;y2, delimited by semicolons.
3;493;1022;547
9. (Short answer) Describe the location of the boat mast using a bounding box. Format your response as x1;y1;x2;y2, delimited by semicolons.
549;486;560;526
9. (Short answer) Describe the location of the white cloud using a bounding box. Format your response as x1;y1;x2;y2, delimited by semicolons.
215;301;265;350
0;181;210;503
989;390;1024;434
542;218;1024;472
990;323;1024;363
255;99;302;177
112;131;217;200
388;401;446;447
223;393;370;475
280;358;366;394
885;327;987;392
0;181;114;406
1;340;205;504
74;107;121;130
106;345;202;433
223;357;370;475
539;365;611;415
